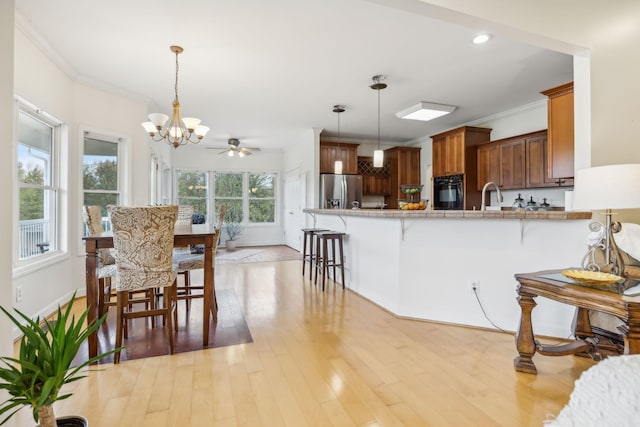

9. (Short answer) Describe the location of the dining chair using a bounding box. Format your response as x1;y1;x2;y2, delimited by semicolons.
172;206;226;315
174;205;195;301
82;205;117;317
108;205;179;364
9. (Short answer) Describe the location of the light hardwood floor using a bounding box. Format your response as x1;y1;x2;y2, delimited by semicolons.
14;258;595;426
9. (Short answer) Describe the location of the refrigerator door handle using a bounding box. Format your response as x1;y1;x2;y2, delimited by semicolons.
341;177;346;209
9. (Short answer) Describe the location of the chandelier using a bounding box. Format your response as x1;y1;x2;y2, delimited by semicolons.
141;45;209;148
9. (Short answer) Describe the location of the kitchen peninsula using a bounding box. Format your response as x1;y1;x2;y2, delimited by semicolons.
304;208;592;339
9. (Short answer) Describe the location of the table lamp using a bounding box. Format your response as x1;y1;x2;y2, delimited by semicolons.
573;163;640;276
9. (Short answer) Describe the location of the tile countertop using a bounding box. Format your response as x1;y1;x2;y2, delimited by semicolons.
303;208;592;220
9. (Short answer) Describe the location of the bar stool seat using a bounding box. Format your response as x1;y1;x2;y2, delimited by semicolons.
301;228;329;279
314;231;346;291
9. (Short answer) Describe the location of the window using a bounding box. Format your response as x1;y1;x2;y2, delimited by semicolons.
17;105;60;260
214;173;244;224
176;170;278;225
248;173;276;223
82;133;121;229
176;170;208;219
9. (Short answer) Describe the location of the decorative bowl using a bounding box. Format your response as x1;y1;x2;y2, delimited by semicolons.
561;269;623;286
398;199;427;210
401;184;423;195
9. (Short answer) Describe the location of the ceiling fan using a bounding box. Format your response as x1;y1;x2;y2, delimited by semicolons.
207;138;261;157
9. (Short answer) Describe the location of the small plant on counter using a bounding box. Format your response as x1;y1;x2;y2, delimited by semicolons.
0;294;118;427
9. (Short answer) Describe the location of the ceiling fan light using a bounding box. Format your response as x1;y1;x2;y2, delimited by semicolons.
239;151;245;158
194;125;209;137
182;117;201;131
227;150;234;157
396;102;456;122
148;113;169;128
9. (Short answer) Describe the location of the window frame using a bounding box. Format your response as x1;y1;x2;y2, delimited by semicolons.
174;169;279;226
81;131;123;228
13;98;64;274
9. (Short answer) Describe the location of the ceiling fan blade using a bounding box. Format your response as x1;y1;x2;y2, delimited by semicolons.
217;149;231;155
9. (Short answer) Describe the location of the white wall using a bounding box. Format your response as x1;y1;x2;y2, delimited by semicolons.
13;27;151;321
0;0;15;381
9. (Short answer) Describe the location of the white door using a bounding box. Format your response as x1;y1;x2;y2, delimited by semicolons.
284;168;303;251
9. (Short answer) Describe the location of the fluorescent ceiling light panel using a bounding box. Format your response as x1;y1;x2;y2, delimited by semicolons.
396;102;456;122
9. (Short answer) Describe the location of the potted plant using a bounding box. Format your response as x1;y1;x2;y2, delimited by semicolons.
223;207;243;251
0;294;117;427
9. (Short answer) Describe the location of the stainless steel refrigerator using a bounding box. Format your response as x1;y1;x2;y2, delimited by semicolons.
319;174;363;209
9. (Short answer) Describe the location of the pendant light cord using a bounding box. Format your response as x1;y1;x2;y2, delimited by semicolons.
174;49;180;103
377;87;380;150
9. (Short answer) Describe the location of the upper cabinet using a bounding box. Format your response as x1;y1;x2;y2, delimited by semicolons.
432;131;464;177
541;82;574;183
476;130;560;191
320;141;359;174
431;126;492;210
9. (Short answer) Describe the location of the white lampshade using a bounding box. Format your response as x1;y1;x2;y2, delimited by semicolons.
334;160;343;174
227;150;234;157
373;149;384;167
194;125;210;137
182;117;201;130
148;113;169;127
141;122;156;133
573;164;640;210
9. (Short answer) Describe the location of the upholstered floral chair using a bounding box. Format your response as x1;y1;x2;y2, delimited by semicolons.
108;205;179;364
82;205;117;317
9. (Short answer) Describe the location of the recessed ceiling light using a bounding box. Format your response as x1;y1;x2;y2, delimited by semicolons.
396;102;456;122
472;34;491;44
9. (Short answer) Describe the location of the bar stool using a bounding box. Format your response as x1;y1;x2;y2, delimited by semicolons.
301;228;329;280
314;231;346;291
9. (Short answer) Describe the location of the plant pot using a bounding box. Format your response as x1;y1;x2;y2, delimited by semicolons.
36;415;88;427
225;240;237;251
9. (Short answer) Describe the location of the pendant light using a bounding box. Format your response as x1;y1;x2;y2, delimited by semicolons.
370;75;387;167
333;105;345;174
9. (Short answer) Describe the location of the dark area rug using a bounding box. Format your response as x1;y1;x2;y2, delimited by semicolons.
76;288;252;364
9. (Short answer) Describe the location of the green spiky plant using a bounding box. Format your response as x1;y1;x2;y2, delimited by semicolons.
0;294;118;427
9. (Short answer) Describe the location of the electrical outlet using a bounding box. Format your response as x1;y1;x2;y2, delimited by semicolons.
469;280;480;293
16;286;23;302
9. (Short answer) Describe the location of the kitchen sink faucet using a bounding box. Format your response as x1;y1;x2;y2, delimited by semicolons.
481;182;504;211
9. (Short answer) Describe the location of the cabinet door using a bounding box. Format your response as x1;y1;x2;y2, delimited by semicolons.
432;137;447;177
526;135;557;188
446;132;465;175
543;84;574;180
320;145;337;173
477;144;499;191
499;139;526;189
398;149;421;185
340;145;359;174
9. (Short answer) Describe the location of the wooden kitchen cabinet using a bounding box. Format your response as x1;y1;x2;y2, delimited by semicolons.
477;130;558;191
358;157;391;196
541;82;574;183
499;139;526;189
432;131;464;177
476;143;499;190
319;141;359;174
526;132;559;188
383;147;421;209
431;126;492;210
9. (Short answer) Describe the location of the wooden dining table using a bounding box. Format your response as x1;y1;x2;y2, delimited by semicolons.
83;223;218;360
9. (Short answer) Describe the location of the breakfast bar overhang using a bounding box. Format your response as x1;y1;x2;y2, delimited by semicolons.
304;208;592;339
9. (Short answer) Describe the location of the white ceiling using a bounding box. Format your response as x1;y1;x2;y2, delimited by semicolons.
15;0;573;151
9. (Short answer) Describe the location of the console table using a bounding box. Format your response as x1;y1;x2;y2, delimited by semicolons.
514;270;640;374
